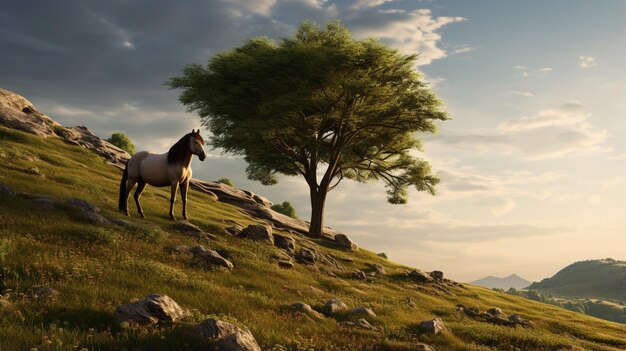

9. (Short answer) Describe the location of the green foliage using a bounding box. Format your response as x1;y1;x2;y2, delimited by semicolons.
107;132;136;155
271;201;298;219
217;177;235;187
169;21;447;235
377;252;388;259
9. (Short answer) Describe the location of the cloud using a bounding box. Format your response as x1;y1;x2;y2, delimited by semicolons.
579;56;596;68
512;91;534;97
351;0;395;10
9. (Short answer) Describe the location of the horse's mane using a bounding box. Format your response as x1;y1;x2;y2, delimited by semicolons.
167;133;192;165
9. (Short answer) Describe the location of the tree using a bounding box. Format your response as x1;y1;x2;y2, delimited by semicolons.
169;22;448;237
217;178;235;187
271;201;298;219
107;132;136;155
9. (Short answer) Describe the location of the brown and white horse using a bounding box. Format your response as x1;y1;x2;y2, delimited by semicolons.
118;130;207;220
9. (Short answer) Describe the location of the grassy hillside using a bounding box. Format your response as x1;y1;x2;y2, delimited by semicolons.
529;259;626;301
1;126;625;350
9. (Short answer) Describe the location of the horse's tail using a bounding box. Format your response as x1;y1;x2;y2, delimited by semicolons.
118;164;129;211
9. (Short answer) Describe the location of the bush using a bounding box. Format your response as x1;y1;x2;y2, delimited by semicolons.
271;201;297;219
217;178;234;187
107;132;136;155
377;252;388;259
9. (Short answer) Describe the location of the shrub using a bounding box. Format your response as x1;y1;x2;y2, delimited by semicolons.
107;132;136;155
377;252;388;259
271;201;297;219
217;178;234;187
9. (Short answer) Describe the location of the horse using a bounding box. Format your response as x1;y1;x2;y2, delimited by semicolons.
118;129;207;220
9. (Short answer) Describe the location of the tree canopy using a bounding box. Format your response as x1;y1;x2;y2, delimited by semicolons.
271;201;298;219
107;132;136;155
169;22;448;237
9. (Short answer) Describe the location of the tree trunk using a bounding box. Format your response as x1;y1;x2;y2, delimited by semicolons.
308;187;328;238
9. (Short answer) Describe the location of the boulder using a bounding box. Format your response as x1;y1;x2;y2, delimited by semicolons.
322;298;349;315
175;220;216;239
240;224;274;244
334;233;358;251
371;263;386;275
277;260;294;269
295;247;317;265
225;224;244;236
67;198;110;224
25;285;59;302
291;302;324;319
419;318;445;334
429;270;444;281
26;166;43;177
486;307;506;319
408;269;434;283
194;318;261;351
273;234;296;252
349;306;377;319
416;343;435;351
190;245;234;269
115;294;186;325
351;270;367;280
0;88;62;138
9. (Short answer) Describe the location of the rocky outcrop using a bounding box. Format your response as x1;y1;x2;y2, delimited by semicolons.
240;224;274;244
295;247;317;265
194;318;261;351
408;269;434;283
419;318;446;334
0;88;62;137
115;294;187;326
273;234;296;252
334;233;358;251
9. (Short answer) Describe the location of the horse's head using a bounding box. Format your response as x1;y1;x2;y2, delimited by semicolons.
190;129;207;161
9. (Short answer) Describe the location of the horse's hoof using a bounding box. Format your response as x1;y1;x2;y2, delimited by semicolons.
139;213;146;218
125;212;130;217
183;215;189;220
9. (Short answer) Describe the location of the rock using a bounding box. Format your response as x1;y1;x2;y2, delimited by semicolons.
175;220;216;239
0;183;14;195
115;294;186;326
291;302;323;319
190;245;234;269
240;224;274;244
350;306;377;319
334;233;358;251
31;196;54;209
419;318;445;334
26;166;44;177
430;270;444;281
322;298;349;315
355;318;373;330
0;88;63;138
416;343;435;351
371;263;386;275
352;270;367;280
194;318;261;351
408;269;434;283
508;314;522;323
278;260;294;269
486;307;506;319
273;234;296;252
25;285;59;302
295;247;317;265
225;224;244;236
68;198;110;224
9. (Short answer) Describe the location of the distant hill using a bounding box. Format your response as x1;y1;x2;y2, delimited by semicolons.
471;274;531;290
529;258;626;301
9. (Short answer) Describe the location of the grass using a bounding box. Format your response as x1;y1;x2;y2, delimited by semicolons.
0;126;625;350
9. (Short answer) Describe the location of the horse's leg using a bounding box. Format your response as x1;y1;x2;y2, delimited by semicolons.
179;180;189;220
169;182;178;220
134;181;147;218
124;179;137;216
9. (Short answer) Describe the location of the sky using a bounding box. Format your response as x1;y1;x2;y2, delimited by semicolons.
1;0;625;282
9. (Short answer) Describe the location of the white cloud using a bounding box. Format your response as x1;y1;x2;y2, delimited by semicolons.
351;0;395;10
539;67;553;73
224;0;277;16
579;56;596;68
512;90;534;97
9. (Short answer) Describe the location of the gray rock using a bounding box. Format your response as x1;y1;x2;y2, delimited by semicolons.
352;270;367;280
190;245;234;269
371;263;386;275
429;270;444;281
408;269;434;283
225;224;244;236
322;298;349;315
194;318;261;351
419;318;445;334
295;247;317;265
0;183;14;195
291;302;323;319
486;307;506;319
25;285;59;302
334;233;358;251
174;220;211;238
416;343;435;351
26;166;42;176
68;198;110;224
26;195;54;209
273;234;296;252
278;260;294;269
350;306;377;319
240;224;274;244
115;294;186;326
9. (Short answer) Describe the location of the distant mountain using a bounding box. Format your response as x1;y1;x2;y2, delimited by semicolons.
529;258;626;301
471;274;531;290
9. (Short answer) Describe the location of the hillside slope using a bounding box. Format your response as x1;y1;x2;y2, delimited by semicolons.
529;259;626;301
471;274;531;290
1;89;625;350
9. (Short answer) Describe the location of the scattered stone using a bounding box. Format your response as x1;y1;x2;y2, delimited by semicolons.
240;224;274;244
322;298;349;315
429;270;444;281
278;260;294;269
349;306;377;319
190;245;234;269
273;234;296;252
419;318;445;334
115;294;186;326
25;285;59;302
174;220;216;239
26;166;43;177
194;318;261;351
171;245;191;253
370;263;386;275
225;224;244;236
67;198;110;224
404;297;417;308
456;305;535;329
291;302;324;319
351;270;367;280
408;269;434;283
416;343;435;351
0;183;14;195
295;247;317;265
486;307;506;319
334;233;358;251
